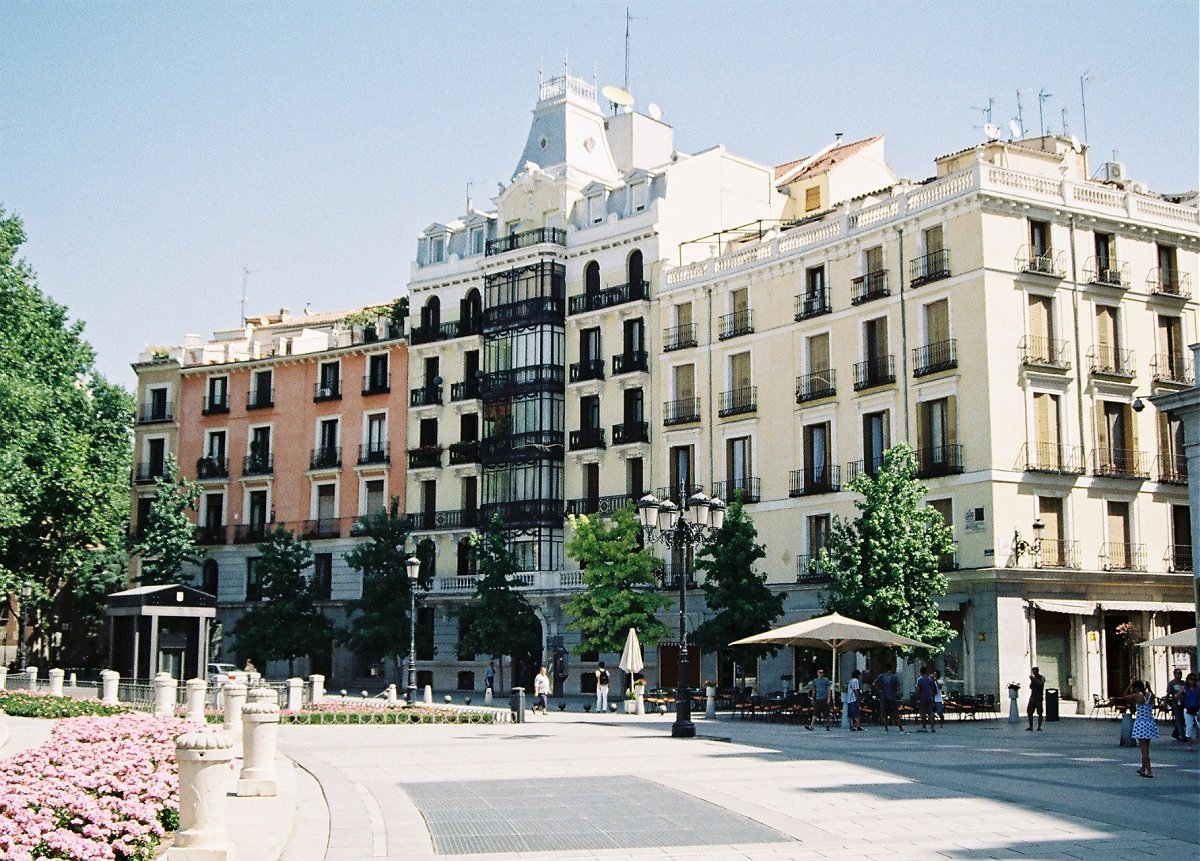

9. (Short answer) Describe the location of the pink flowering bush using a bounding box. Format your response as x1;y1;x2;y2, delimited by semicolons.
0;713;198;860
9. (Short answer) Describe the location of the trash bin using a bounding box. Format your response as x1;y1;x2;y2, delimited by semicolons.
1045;687;1059;722
509;687;526;724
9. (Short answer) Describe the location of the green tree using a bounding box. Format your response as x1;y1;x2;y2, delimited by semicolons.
692;499;784;671
233;526;331;676
563;507;670;657
131;455;200;585
456;516;542;691
0;207;134;667
340;498;422;684
819;443;955;655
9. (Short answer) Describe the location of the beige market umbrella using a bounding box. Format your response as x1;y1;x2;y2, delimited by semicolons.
1139;628;1197;648
619;627;644;693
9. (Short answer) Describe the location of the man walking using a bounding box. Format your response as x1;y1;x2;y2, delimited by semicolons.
595;661;611;713
804;668;833;731
532;665;550;715
1165;668;1186;741
484;660;495;693
916;666;937;733
1026;666;1045;731
874;664;905;733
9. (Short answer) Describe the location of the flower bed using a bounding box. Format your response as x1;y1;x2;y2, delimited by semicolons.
0;713;194;860
279;702;501;725
0;691;129;719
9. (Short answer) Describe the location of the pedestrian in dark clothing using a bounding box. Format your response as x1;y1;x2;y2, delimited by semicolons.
873;666;905;733
1165;668;1186;741
1026;667;1045;731
915;666;937;733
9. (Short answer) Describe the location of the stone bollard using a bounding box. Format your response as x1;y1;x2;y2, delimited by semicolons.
68;672;77;688
185;678;208;724
0;666;7;691
636;691;645;715
423;684;433;705
286;678;304;713
222;681;247;755
705;686;717;720
1119;710;1135;747
166;731;235;860
386;683;397;703
238;688;280;797
48;668;65;697
25;666;38;686
484;687;493;705
100;670;120;705
154;673;179;717
1008;687;1020;724
309;674;325;705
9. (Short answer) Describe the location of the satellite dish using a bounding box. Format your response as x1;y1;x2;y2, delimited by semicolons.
647;103;663;121
1069;135;1082;154
983;123;1001;141
1008;119;1023;140
601;85;634;107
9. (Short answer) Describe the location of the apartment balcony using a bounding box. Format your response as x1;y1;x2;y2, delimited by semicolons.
1083;258;1130;288
851;270;889;305
313;380;342;402
612;350;648;375
1092;448;1150;480
794;290;831;321
1035;539;1081;570
483;295;565;332
718;309;754;340
796;554;831;583
407;446;443;470
358;443;390;466
410;385;443;407
309;446;341;470
232;522;271;544
569;359;605;383
201;394;229;415
663;323;698;352
1018;336;1071;370
1101;542;1147;572
481;364;566;399
655;484;706;504
350;321;402;345
912;339;958;377
1156;452;1188;484
789;465;841;497
194;525;227;546
300;518;345;540
407;509;481;532
853;355;895;390
1151;353;1193;386
480;431;564;463
478;499;563;529
242;454;273;476
138;403;173;424
712;477;760;504
409;319;473;345
195;456;228;480
447;440;481;465
612;420;649;445
569;427;606;451
1086;345;1135;379
914;444;964;478
362;373;391;396
451;379;481;401
567;279;649;315
1016;246;1065;278
1167;544;1193;573
246;388;274;410
485;226;566;256
565;494;638;517
909;249;951;287
718;386;757;417
795;369;836;403
1022;441;1086;475
938;550;959;572
664;397;701;426
1147;267;1192;299
845;456;884;482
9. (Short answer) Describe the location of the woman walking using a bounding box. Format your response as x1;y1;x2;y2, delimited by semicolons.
1129;679;1159;778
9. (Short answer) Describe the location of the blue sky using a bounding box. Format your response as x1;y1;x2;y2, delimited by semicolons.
2;2;1197;387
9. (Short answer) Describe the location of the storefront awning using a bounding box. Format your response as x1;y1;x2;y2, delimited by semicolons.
1029;599;1097;615
1100;601;1195;613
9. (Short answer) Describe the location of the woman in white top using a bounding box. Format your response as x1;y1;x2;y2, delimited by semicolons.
932;669;946;725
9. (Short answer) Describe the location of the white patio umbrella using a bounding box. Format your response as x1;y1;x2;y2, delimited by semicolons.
1138;627;1197;649
619;627;644;700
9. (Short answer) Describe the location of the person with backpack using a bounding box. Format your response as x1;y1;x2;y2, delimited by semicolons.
595;662;611;713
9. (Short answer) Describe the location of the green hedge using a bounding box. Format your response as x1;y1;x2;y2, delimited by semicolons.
0;691;130;719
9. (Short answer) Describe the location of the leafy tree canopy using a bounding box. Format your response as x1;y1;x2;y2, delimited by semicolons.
563;506;670;656
131;455;200;585
456;516;542;667
692;499;784;665
819;443;955;656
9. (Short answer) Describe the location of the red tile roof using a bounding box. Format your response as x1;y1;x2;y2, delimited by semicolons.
775;135;882;186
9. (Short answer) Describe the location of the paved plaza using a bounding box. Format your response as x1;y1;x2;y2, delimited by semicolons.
3;710;1198;859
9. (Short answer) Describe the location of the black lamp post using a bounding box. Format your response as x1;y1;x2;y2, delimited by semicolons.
405;554;421;704
637;490;726;738
1012;518;1045;565
17;581;31;670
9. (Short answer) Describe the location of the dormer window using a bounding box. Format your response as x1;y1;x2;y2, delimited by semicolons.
429;235;445;264
470;227;485;256
631;181;647;213
587;193;604;225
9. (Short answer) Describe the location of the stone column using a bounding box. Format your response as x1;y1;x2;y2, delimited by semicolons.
308;673;324;705
100;670;120;705
423;684;433;705
221;681;247;754
166;731;235;860
185;678;208;724
705;686;717;720
238;688;280;797
0;666;7;691
48;668;65;697
286;677;304;712
153;673;178;717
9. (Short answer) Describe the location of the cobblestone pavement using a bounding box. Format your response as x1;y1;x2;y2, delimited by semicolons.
277;713;1199;860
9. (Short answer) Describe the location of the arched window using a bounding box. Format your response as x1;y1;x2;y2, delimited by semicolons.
417;538;436;580
201;559;218;596
627;248;644;287
421;296;441;331
461;289;482;334
585;260;600;294
457;537;476;577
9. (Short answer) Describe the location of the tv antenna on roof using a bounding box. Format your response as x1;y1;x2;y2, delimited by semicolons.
239;265;258;324
601;84;633;114
971;96;995;126
983;122;1002;141
1037;87;1054;137
1015;88;1031;137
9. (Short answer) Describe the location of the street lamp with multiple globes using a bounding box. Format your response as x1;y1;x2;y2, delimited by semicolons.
637;490;726;738
405;553;422;704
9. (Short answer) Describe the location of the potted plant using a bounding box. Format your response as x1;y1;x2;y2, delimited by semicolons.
624;688;636;714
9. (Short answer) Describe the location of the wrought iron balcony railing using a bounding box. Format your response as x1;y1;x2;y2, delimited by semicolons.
1034;539;1080;570
1021;441;1085;475
246;388;274;410
232;523;270;544
410;385;443;407
712;477;760;503
362;373;390;395
853;355;895;390
664;397;701;425
569;427;606;451
407;446;443;469
796;554;831;583
909;249;951;287
242;454;273;476
565;494;638;517
313;380;342;401
1086;345;1135;378
485;227;567;256
1016;246;1065;278
201;394;229;415
1101;542;1146;572
1156;452;1187;484
358;443;390;465
851;270;889;304
912;339;957;376
612;351;648;375
478;500;563;528
1147;267;1192;299
1018;336;1071;369
789;465;841;497
1083;257;1129;288
655;484;706;504
662;323;698;352
612;421;649;445
450;379;481;401
567;279;649;315
309;447;340;470
407;509;480;531
1167;544;1193;573
194;525;227;545
1151;353;1193;385
480;431;564;463
138;403;173;423
794;289;831;320
914;444;964;478
718;386;757;417
481;364;565;398
795;369;835;403
569;359;605;383
300;518;344;540
718;309;754;340
447;440;481;465
195;457;228;479
845;456;885;482
1093;448;1149;479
